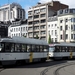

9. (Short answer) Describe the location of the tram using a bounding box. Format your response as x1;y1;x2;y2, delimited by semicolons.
0;36;49;66
49;43;75;59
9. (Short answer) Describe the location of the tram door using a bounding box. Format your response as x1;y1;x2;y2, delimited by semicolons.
29;52;33;62
27;45;33;62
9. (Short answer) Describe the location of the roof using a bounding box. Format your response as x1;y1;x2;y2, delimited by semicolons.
49;43;75;47
0;36;48;46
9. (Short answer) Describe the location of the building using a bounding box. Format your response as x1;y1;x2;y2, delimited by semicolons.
57;8;75;42
8;19;28;37
0;22;8;38
28;1;68;41
0;3;25;22
47;16;58;42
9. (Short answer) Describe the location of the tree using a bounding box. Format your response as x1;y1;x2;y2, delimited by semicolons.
23;34;26;38
35;34;39;39
48;34;52;44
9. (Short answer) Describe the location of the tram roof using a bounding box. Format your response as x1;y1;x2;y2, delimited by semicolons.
49;43;75;46
0;36;48;46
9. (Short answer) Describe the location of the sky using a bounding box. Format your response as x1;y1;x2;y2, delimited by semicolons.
0;0;75;18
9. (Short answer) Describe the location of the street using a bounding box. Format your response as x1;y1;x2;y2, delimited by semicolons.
0;59;75;75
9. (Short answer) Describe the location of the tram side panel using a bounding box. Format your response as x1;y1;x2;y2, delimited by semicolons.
0;52;48;65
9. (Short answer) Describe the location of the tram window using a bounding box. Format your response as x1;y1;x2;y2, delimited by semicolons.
55;46;59;52
74;47;75;52
59;46;62;52
36;45;39;52
15;44;22;52
22;44;27;52
65;47;68;52
69;47;72;52
5;43;12;52
62;47;65;52
40;46;43;52
49;46;55;52
27;45;32;52
70;47;74;52
0;43;5;52
32;45;36;52
72;47;74;52
0;43;1;52
11;44;15;52
44;46;48;52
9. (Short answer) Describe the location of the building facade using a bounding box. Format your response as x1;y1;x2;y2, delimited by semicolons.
8;19;28;37
28;1;68;41
57;8;75;42
0;3;25;22
47;16;57;42
0;22;8;37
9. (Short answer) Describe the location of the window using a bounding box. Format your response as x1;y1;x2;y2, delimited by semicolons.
34;15;39;19
40;46;43;52
28;16;33;20
40;25;45;29
44;46;48;52
65;19;68;22
74;34;75;40
60;20;63;23
40;8;46;12
55;30;57;36
71;18;75;22
15;44;22;52
65;9;68;13
11;12;12;19
71;34;73;39
65;25;68;30
51;38;53;42
28;11;32;15
41;31;46;35
14;28;15;32
48;25;50;27
51;30;53;35
41;19;46;23
74;25;75;30
71;25;73;30
55;24;57;27
34;10;39;14
40;14;45;17
60;10;63;14
66;34;68;39
60;35;62;39
60;26;62;31
55;38;57;42
51;24;53;27
48;31;50;34
21;44;27;52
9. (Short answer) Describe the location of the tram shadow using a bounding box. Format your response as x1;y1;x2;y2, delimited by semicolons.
2;58;75;68
1;59;69;68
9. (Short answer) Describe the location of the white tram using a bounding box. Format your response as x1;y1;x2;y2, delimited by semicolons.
0;36;49;66
49;43;75;59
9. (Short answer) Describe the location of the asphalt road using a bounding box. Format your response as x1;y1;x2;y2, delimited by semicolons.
0;60;75;75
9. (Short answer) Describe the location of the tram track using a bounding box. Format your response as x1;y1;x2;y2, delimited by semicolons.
40;61;75;75
54;62;75;75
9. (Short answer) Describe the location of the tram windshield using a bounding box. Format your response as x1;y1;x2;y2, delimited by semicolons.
49;46;55;52
0;43;2;51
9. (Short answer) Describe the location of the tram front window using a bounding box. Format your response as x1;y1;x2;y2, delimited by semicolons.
0;43;5;52
0;43;2;52
49;46;55;52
